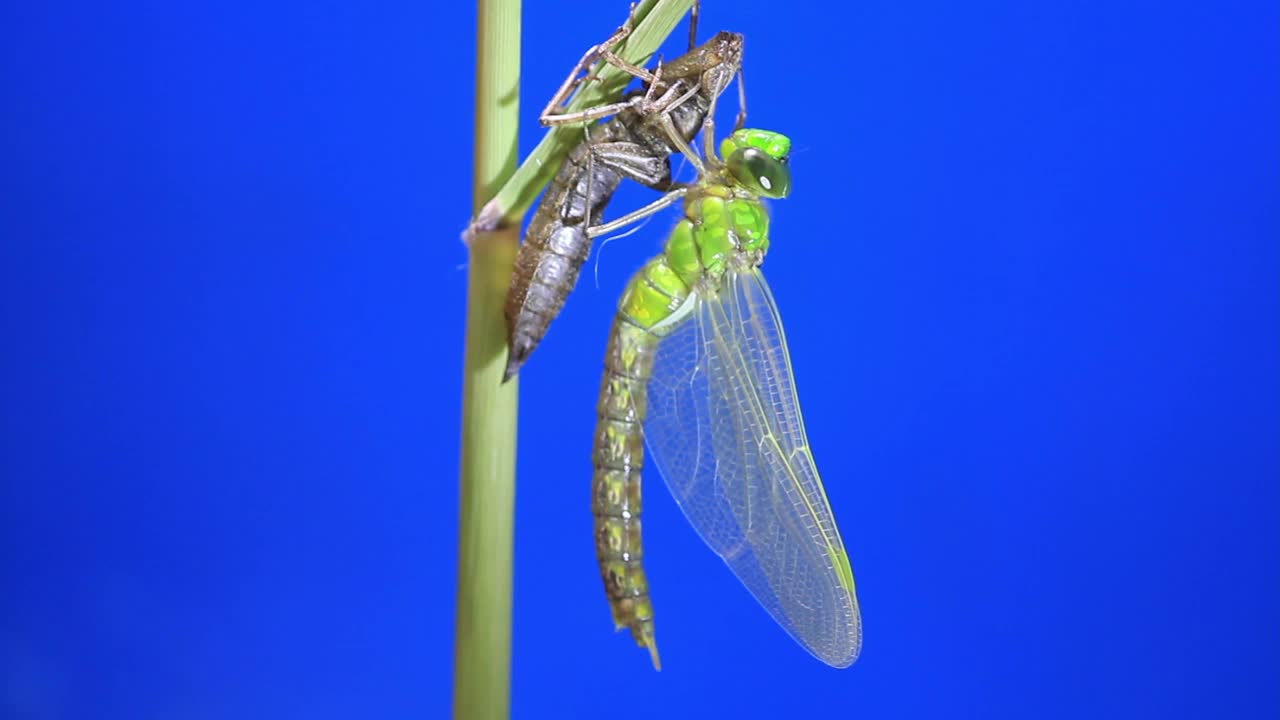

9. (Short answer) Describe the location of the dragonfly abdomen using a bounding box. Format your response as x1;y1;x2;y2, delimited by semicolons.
504;132;632;380
591;247;704;670
591;135;790;666
593;318;662;668
504;114;683;380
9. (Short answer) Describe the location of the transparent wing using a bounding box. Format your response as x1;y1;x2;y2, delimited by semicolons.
645;268;862;667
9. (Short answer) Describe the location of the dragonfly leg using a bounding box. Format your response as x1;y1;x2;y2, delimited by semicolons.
540;2;686;126
541;84;651;129
646;81;707;176
598;0;702;83
570;141;671;231
587;186;689;239
688;0;700;51
700;83;722;165
734;65;748;131
592;0;658;82
586;141;673;189
595;50;659;89
539;4;658;128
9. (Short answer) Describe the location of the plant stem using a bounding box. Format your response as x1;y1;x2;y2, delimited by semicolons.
456;0;520;718
455;2;694;717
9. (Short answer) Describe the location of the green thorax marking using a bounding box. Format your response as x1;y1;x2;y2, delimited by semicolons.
619;129;792;333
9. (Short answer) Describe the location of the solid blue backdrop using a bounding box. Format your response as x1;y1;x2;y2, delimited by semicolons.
2;1;1276;718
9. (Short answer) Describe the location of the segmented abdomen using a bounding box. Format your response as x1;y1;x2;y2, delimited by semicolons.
503;91;714;381
591;183;772;666
593;317;658;666
504;129;627;380
593;248;696;669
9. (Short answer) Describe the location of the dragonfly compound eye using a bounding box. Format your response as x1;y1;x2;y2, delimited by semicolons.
728;147;792;199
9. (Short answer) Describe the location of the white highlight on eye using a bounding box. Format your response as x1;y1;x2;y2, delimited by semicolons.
760;176;772;191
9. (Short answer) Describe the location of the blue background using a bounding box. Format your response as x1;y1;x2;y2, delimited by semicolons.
2;1;1276;718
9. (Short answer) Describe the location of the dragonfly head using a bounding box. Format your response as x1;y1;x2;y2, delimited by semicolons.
721;129;791;200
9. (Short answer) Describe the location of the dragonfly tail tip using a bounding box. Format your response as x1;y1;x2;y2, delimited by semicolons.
502;345;529;383
501;358;519;384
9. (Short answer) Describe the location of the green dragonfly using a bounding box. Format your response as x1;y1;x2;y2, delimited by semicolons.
592;126;863;669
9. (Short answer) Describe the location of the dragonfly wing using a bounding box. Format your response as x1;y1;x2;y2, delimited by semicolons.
645;268;862;667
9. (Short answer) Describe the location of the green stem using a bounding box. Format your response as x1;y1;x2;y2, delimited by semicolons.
456;0;520;718
456;2;694;717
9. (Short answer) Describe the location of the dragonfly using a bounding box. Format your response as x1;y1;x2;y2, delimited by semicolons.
592;125;863;669
503;7;745;380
